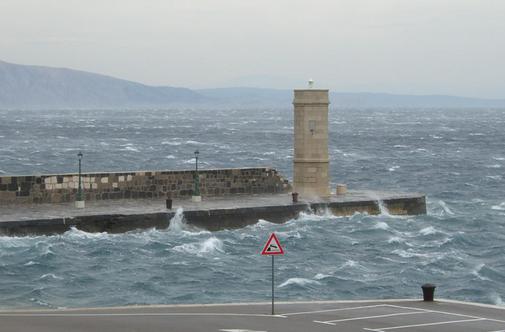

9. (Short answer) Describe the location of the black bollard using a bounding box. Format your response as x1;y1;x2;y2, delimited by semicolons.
166;193;173;210
421;283;436;301
292;192;299;203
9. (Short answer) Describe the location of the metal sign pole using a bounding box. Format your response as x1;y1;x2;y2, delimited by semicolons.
271;255;274;315
260;233;284;316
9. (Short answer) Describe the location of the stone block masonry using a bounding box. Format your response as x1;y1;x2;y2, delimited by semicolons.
0;168;291;204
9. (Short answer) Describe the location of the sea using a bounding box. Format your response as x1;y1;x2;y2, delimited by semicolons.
0;107;504;309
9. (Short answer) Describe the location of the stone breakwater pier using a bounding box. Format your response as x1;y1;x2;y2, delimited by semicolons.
0;181;426;235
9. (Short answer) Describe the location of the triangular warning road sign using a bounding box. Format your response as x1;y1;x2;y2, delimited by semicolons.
261;233;284;255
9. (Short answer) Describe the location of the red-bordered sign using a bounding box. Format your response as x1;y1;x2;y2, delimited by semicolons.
261;233;284;255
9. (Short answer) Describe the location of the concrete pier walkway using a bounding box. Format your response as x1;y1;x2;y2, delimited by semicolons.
0;190;426;235
0;299;503;332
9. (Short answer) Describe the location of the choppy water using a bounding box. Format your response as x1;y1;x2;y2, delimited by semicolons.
0;108;505;309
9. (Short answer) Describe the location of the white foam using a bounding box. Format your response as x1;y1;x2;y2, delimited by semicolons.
490;293;504;306
438;200;455;215
388;165;400;172
24;261;37;266
392;249;442;259
314;273;332;280
249;219;274;229
121;146;139;152
342;260;357;268
161;141;182;146
275;230;302;239
168;207;187;232
374;221;390;230
491;202;505;211
388;236;404;244
165;155;175;159
278;277;321;288
39;273;64;280
64;227;109;240
420;226;438;235
493;157;505;161
472;263;491;281
486;164;502;169
172;237;224;256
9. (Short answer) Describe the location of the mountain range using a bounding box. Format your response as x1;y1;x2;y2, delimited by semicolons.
1;60;504;109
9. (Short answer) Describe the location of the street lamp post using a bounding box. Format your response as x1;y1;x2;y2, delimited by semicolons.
75;151;85;208
192;150;201;202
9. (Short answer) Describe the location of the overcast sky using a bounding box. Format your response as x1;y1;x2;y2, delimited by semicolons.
0;0;504;98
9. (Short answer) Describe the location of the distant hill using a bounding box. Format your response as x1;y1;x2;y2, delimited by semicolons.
198;87;505;108
0;60;207;109
1;60;504;109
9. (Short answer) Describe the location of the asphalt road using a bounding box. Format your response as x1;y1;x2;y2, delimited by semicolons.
0;299;504;332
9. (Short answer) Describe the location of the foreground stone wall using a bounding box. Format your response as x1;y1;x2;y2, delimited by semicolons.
0;168;291;204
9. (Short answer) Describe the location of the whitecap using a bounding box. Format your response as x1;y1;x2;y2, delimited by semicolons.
167;207;207;234
374;221;390;230
486;164;502;169
486;175;502;180
490;293;504;306
314;273;332;280
161;141;182;146
278;277;321;288
472;264;491;281
342;260;357;268
30;298;51;307
394;145;408;148
392;249;442;259
491;203;505;211
39;273;64;280
388;165;400;172
469;133;485;136
24;261;38;266
64;227;110;240
420;226;438;235
492;157;505;161
438;200;455;215
165;155;175;159
248;219;274;229
296;209;342;221
388;236;404;244
121;146;140;152
172;237;224;256
275;230;301;239
182;159;196;164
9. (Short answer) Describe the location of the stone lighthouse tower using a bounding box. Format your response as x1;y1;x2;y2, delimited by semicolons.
293;84;330;198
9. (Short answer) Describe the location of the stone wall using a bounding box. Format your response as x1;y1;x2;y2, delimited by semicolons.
0;168;291;204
